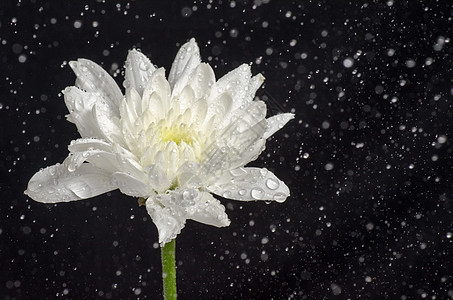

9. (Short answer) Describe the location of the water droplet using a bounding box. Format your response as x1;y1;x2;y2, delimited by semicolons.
238;189;247;196
251;188;265;200
266;178;280;190
222;191;232;198
273;192;286;203
49;167;56;176
139;61;149;71
182;189;198;202
230;167;247;177
67;163;76;172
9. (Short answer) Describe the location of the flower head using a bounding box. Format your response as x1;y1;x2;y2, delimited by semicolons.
25;38;294;245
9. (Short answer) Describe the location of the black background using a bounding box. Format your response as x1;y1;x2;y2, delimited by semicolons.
1;1;453;299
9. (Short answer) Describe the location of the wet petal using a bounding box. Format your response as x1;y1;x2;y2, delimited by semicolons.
205;93;233;128
145;164;172;193
69;59;122;114
207;167;290;202
67;138;132;174
190;192;230;227
169;38;201;96
142;68;171;116
25;162;114;203
227;138;266;170
174;85;196;113
247;73;265;100
263;113;295;139
111;172;153;197
221;100;267;135
124;49;156;97
125;88;143;119
63;87;104;139
210;64;252;111
93;100;124;145
176;161;202;188
187;63;215;100
146;196;186;246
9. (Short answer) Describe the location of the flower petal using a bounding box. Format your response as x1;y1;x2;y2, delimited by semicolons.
189;192;230;227
125;88;143;119
69;59;122;115
247;73;265;100
227;138;266;171
142;68;171;116
146;196;186;246
124;49;156;97
223;100;267;135
187;63;215;100
191;97;208;126
205;92;233;128
198;143;231;182
68;138;112;152
176;161;202;188
66;138;146;185
169;38;201;96
66;138;120;173
207;167;290;202
174;85;196;113
93;99;124;146
210;64;252;111
25;161;115;203
111;172;153;197
145;164;172;193
63;87;104;139
263;113;295;139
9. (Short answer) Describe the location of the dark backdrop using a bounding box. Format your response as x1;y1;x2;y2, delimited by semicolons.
1;1;452;299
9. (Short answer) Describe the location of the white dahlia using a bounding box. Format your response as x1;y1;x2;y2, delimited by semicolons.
25;38;294;245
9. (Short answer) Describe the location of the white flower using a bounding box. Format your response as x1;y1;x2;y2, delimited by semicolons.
25;38;294;245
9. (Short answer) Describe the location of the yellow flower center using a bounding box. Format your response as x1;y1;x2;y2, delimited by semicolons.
160;123;195;145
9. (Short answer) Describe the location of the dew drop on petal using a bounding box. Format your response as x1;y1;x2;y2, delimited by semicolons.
251;188;265;200
67;163;75;172
222;191;232;198
123;79;130;89
266;178;280;190
230;167;247;177
238;189;247;196
273;192;287;203
139;61;149;71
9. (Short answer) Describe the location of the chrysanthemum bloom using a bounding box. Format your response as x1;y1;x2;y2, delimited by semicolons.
25;38;294;246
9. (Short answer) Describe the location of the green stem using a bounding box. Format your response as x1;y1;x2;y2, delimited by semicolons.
161;239;177;300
